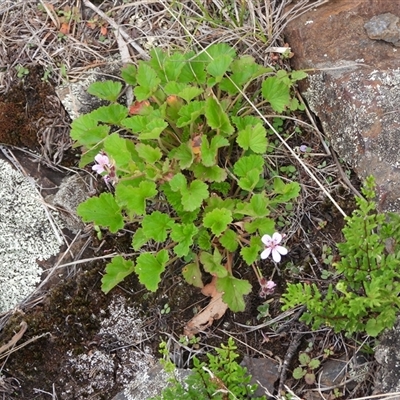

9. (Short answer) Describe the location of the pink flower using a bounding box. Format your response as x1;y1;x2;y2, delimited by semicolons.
92;153;111;174
265;280;276;290
259;278;277;298
260;232;288;262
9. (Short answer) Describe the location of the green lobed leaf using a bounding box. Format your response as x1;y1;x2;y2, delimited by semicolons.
170;175;209;212
169;143;194;169
87;80;122;102
236;123;267;154
241;236;262;265
134;62;161;101
237;170;262;191
200;250;227;278
201;135;229;167
192;164;227;182
169;173;187;192
210;182;231;196
131;228;148;250
70;113;109;147
101;256;135;294
140;119;169;140
293;368;306;380
220;56;272;94
235;192;270;218
179;50;207;84
216;275;252;312
136;143;162;163
178;86;204;102
115;180;157;216
244;217;274;235
233;155;264;177
232;115;262;131
290;70;308;82
205;97;234;136
203;208;232;236
177;101;205;127
121;64;137;86
104;133;133;168
196;228;212;251
262;76;291;113
206;43;237;62
219;229;238;252
135;250;169;292
161;51;186;82
77;193;124;233
206;54;234;78
182;262;204;288
181;180;209;212
90;104;128;125
142;211;175;242
272;178;301;202
171;223;199;257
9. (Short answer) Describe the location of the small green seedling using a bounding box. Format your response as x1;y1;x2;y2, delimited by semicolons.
292;352;321;385
16;65;29;79
161;303;171;315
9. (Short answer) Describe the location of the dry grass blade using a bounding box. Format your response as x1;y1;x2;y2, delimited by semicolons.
0;321;27;358
83;0;149;60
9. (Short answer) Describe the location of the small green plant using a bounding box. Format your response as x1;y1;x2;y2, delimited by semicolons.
282;176;400;336
161;303;171;315
292;352;321;385
152;337;266;399
71;44;305;311
16;65;29;79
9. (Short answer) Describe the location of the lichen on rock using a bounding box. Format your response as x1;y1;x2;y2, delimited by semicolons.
0;159;61;313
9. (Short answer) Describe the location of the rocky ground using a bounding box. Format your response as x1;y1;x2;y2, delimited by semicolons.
0;1;383;399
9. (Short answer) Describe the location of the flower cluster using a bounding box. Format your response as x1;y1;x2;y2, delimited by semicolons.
258;232;288;298
92;153;117;185
259;278;277;298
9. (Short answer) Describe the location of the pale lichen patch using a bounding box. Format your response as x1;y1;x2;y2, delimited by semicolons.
0;159;61;313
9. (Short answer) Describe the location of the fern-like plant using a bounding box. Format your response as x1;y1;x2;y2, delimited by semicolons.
151;337;266;400
282;176;400;336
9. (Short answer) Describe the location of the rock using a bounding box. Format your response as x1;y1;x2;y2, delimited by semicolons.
45;174;92;232
241;356;280;397
374;316;400;398
284;0;400;212
365;13;400;47
0;158;62;313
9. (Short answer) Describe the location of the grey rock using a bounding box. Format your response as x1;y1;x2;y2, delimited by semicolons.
241;356;279;397
374;316;400;398
0;158;61;313
45;174;92;231
365;13;400;47
284;0;400;213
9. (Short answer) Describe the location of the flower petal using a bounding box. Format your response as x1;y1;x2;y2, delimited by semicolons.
276;246;288;255
260;248;272;260
271;249;282;263
92;164;105;174
272;232;282;243
261;234;272;246
265;280;276;290
94;153;110;166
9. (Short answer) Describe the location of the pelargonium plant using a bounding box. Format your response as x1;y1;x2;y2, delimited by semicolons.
71;43;303;312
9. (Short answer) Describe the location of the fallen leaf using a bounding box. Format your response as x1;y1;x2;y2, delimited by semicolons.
129;100;150;115
184;277;228;338
100;25;108;36
60;22;70;35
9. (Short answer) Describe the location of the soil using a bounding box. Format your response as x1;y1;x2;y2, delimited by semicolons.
0;2;371;399
0;113;361;399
